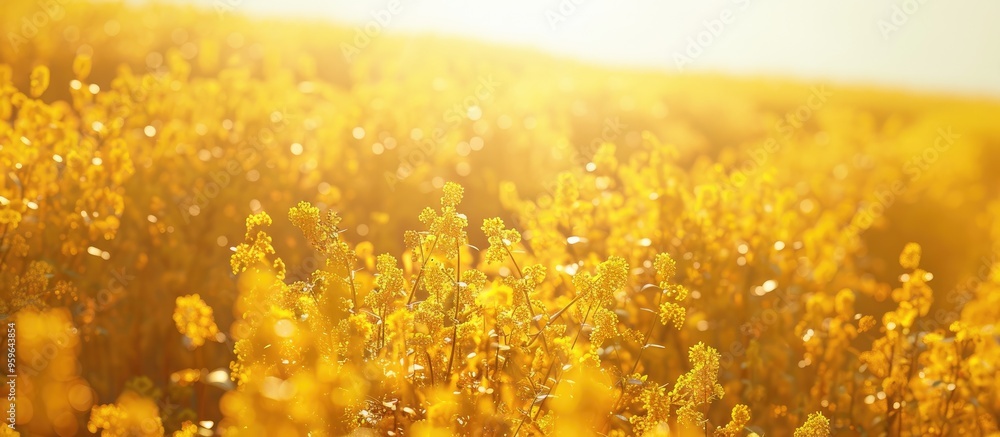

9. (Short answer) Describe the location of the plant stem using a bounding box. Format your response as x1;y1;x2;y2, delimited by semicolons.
446;243;461;383
406;235;439;305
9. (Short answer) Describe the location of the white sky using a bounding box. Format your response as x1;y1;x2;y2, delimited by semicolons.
157;0;1000;98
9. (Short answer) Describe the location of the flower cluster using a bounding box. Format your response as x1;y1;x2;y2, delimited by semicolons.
172;294;220;348
2;0;998;435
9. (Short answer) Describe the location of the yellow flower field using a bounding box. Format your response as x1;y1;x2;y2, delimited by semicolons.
2;1;1000;436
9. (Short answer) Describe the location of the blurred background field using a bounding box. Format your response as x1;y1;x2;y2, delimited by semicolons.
2;1;1000;436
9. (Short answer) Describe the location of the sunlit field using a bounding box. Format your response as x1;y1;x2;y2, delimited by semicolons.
3;1;1000;436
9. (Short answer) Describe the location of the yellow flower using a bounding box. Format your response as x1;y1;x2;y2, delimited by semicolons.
172;422;199;437
654;252;677;283
671;342;725;427
659;301;686;329
590;306;619;346
858;315;876;333
793;412;830;437
6;5;999;435
29;65;50;97
73;54;93;80
173;294;220;347
922;332;943;344
0;424;20;436
716;404;751;437
899;242;921;269
441;181;464;208
0;208;21;229
482;217;521;264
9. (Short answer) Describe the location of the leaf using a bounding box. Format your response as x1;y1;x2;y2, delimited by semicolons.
639;283;662;293
533;394;554;403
